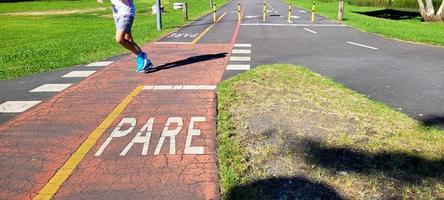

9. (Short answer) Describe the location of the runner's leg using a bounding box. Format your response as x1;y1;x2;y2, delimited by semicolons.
124;33;142;53
115;31;140;55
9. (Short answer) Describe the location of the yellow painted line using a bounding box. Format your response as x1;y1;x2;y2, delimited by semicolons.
191;12;227;44
33;85;144;200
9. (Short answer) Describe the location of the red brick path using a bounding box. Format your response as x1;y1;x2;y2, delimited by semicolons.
0;44;231;199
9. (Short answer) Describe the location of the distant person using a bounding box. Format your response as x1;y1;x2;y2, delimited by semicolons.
97;0;153;72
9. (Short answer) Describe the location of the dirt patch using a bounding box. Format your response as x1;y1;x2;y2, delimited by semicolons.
2;7;107;16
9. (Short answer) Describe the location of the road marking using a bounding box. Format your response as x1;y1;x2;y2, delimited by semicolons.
299;10;307;13
0;101;41;113
62;71;96;78
304;28;317;34
226;64;250;70
291;15;300;19
85;61;114;67
30;84;72;92
245;15;258;19
232;49;251;54
166;32;199;38
234;43;251;47
192;12;227;44
346;41;378;50
34;85;144;200
230;56;251;61
143;85;216;90
154;41;193;44
266;10;272;13
95;116;206;156
241;23;346;27
274;11;278;14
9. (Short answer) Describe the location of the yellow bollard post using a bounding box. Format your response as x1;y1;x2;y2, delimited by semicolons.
213;2;217;22
263;0;266;21
288;4;292;23
238;2;241;22
311;0;315;22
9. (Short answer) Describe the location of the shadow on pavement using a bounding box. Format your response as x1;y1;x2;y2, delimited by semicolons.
226;176;343;200
145;53;227;74
420;114;444;129
354;9;420;20
302;139;444;185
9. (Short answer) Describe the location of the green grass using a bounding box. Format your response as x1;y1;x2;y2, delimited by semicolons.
0;0;227;80
287;0;444;47
217;64;444;199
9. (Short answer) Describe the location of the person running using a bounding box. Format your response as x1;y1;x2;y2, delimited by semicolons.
97;0;153;72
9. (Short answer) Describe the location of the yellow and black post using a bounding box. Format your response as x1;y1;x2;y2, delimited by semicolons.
238;2;241;22
311;0;316;22
288;4;292;22
213;2;217;22
263;0;266;21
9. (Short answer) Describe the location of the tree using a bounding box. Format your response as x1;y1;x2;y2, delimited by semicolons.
416;0;444;21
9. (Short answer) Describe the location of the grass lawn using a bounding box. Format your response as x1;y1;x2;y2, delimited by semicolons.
0;0;227;80
286;0;444;47
217;65;444;199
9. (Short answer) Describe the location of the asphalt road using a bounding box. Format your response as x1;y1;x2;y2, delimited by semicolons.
225;0;444;128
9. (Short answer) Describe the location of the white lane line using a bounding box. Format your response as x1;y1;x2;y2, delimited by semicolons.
230;56;251;61
154;41;193;44
299;10;307;13
245;15;258;19
30;84;73;92
241;23;346;27
274;11;278;14
346;41;378;50
234;43;252;47
62;71;96;78
304;28;317;34
0;101;41;113
232;49;251;54
226;64;251;70
85;61;114;67
291;16;300;19
144;85;216;90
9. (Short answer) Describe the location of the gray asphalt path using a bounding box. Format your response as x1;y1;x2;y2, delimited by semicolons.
226;0;444;128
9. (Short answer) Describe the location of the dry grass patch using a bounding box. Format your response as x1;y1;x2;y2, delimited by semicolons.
217;65;444;199
2;7;107;16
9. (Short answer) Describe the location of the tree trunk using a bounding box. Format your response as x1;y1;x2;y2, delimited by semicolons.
417;0;444;21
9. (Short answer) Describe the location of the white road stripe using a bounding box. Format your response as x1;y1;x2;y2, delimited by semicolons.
234;43;252;47
230;56;251;61
274;11;278;14
143;85;216;90
30;84;72;92
85;61;114;67
291;16;300;19
241;23;346;27
346;41;378;50
232;49;251;54
0;101;41;113
154;41;193;44
62;71;96;78
226;64;250;70
304;28;317;34
299;10;307;13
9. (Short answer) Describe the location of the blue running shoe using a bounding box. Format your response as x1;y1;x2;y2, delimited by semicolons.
141;59;154;72
136;52;147;72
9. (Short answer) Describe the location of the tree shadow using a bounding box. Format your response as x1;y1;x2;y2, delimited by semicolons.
354;9;421;20
420;114;444;129
226;176;344;200
145;53;227;74
302;139;444;185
